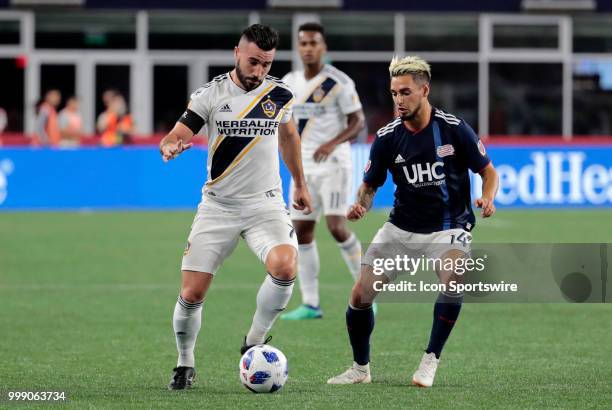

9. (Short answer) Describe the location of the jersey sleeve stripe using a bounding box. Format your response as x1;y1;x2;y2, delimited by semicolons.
376;118;401;136
275;97;294;121
378;121;400;133
434;109;459;122
434;113;460;125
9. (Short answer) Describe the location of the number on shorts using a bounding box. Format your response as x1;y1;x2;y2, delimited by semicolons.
450;231;472;246
329;192;341;209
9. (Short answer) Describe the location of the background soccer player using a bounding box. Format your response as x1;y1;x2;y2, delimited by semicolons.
159;24;312;390
327;56;499;387
280;22;366;320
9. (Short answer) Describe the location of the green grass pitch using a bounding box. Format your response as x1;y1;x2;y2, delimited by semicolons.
1;210;611;409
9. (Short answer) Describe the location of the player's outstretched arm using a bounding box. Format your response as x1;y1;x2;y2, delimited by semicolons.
159;122;194;162
347;182;377;221
475;163;499;218
279;119;313;214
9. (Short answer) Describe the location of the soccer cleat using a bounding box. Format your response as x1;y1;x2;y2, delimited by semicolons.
327;363;371;385
168;366;196;390
280;304;323;320
240;335;273;355
412;352;440;388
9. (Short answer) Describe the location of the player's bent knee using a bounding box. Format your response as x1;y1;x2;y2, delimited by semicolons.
329;227;350;243
180;270;213;302
349;281;373;309
297;233;314;245
294;221;316;244
181;288;206;303
265;245;297;280
326;218;350;242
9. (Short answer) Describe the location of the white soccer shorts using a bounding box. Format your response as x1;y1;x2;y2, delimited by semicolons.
289;166;352;221
181;192;298;274
362;222;472;281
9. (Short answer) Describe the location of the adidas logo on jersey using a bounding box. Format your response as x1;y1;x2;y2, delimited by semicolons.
219;104;232;112
395;154;406;163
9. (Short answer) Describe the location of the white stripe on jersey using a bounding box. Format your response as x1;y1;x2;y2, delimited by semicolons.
376;118;401;136
434;108;458;119
434;109;461;125
377;121;401;136
434;113;460;125
378;118;401;132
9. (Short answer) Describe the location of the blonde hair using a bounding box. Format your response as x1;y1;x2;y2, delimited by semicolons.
389;55;431;84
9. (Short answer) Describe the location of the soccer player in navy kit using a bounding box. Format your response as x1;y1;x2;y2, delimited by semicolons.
327;56;499;387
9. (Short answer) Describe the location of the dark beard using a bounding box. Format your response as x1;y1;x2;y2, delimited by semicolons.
400;103;421;121
236;64;262;92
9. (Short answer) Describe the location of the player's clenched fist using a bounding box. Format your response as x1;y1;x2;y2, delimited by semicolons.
160;140;193;162
475;197;495;218
292;185;313;215
347;203;367;221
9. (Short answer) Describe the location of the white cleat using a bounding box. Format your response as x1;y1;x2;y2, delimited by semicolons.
327;362;372;385
412;352;439;388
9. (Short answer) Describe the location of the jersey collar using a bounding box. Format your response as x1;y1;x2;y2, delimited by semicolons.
227;71;268;95
403;105;434;136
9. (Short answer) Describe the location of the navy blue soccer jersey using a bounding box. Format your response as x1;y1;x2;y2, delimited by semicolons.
363;107;491;234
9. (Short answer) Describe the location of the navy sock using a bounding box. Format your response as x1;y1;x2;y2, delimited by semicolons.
426;292;463;359
346;305;375;365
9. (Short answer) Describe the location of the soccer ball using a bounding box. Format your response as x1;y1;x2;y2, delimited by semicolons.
239;344;288;393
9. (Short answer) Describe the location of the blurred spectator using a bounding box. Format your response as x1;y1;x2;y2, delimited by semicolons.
96;89;118;133
58;96;83;147
35;89;61;146
98;94;133;147
0;107;7;134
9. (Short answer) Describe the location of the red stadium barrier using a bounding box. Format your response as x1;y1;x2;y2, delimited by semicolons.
483;136;612;146
1;133;612;147
0;133;208;147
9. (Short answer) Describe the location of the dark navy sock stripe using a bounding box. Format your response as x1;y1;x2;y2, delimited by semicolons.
348;303;373;311
178;296;203;309
178;296;202;306
178;300;202;310
267;272;295;286
269;277;295;287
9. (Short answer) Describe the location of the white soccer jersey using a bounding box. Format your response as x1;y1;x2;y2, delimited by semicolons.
282;64;362;174
188;73;294;199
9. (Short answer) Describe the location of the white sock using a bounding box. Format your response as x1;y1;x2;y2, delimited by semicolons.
339;233;362;282
246;273;295;345
173;295;203;368
297;241;320;307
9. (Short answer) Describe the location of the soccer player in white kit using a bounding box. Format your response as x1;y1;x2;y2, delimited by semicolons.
280;23;367;320
159;24;312;390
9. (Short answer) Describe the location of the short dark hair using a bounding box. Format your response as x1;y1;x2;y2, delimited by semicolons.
241;24;279;51
298;22;325;39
